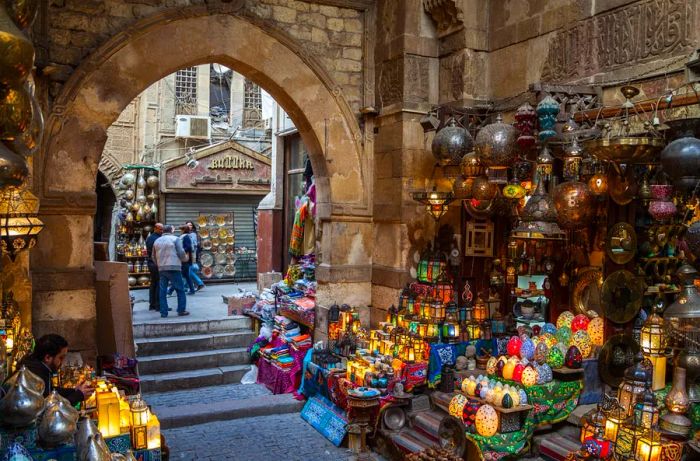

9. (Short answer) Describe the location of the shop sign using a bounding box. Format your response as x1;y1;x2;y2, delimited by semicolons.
208;155;254;170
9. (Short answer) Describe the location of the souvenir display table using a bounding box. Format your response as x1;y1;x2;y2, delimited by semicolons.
256;335;311;394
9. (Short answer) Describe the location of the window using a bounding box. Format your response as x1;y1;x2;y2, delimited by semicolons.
175;67;198;115
244;80;262;110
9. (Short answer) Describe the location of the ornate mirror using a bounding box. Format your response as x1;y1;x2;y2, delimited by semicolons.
606;222;636;265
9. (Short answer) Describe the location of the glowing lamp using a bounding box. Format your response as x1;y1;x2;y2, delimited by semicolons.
640;310;666;355
603;405;625;443
618;352;652;417
442;321;460;344
633;390;659;430
465;321;481;340
0;188;44;261
96;389;121;437
634;430;661;461
146;412;160;449
580;406;606;443
473;296;488;322
614;423;638;459
130;397;149;450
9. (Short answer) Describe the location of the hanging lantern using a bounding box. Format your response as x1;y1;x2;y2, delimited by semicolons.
473;296;488;322
511;177;566;241
561;138;584;181
614;423;639;459
514;102;537;153
537;94;560;141
0;187;43;260
640;307;667;391
474;114;518;177
588;172;608;196
431;118;473;166
536;145;555;181
460;152;484;178
411;188;454;221
660;117;700;192
603;404;625;443
130;397;148;450
553;181;594;229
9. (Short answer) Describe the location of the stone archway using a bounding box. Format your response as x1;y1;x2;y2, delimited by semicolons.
32;7;373;355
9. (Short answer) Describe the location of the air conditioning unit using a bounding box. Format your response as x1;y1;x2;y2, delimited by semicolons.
175;115;211;140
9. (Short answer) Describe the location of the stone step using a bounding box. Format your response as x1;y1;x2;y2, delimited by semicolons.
136;331;256;356
138;348;249;374
133;316;252;339
139;365;250;393
155;393;304;429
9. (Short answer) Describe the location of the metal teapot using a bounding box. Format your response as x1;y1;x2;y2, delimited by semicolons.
38;391;79;446
79;433;112;461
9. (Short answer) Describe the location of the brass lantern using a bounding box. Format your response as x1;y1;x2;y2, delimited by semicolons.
130;396;148;450
411;188;454;221
617;352;652;417
511;178;566;241
633;389;659;430
0;187;43;260
603;404;626;443
634;428;662;461
640;307;667;391
580;405;606;443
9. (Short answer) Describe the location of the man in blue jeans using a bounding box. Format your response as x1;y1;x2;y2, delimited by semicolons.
152;225;190;318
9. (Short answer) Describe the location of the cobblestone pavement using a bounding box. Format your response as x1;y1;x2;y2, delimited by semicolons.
163;413;355;461
144;383;271;409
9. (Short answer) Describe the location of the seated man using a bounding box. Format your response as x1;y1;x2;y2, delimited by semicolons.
18;334;95;406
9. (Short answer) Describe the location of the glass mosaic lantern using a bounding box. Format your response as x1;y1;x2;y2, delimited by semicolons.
618;352;652;417
633;389;659;430
580;405;606;443
614;422;639;459
130;396;148;450
640;307;667;391
634;428;662;461
603;404;626;443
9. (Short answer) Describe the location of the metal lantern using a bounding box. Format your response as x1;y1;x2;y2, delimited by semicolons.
514;102;537;153
537;94;559;141
614;423;639;459
130;397;148;450
633;389;659;430
660;118;700;192
474;114;518;171
0;187;43;260
412;188;454;221
640;307;667;391
552;180;594;229
431;118;473;166
603;404;626;444
617;352;652;417
634;428;662;461
536;145;555;181
664;264;700;402
511;177;566;241
461;152;484;178
580;405;606;443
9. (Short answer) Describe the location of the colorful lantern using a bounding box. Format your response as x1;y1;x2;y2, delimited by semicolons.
130;397;148;450
475;404;499;437
618;352;652;417
556;311;575;330
570;330;592;358
520;338;535;361
571;314;590;333
512;364;525;383
507;336;522;357
634;430;662;461
581;406;607;443
565;346;583;368
521;365;538;387
534;341;548;365
587;317;605;346
96;388;121;438
546;347;564;369
449;393;469;420
555;326;572;346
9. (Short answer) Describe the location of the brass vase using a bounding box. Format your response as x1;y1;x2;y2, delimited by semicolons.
0;3;34;87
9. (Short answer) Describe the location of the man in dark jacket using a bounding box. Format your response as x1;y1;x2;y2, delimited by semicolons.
17;334;94;406
180;225;196;295
146;223;164;311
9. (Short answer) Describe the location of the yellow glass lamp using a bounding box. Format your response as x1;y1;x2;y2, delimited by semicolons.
465;321;481;341
130;396;149;450
96;388;121;437
119;398;131;434
473;296;488;322
603;404;626;443
640;308;667;391
0;188;44;261
635;429;662;461
618;352;652;417
146;412;161;449
634;390;659;431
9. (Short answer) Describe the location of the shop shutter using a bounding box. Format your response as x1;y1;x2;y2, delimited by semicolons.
164;194;262;281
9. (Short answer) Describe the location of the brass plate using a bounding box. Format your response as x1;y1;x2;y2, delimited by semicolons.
572;267;603;316
598;334;640;388
606;222;636;265
601;270;644;324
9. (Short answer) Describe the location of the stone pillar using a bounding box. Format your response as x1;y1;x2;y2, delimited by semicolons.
371;0;441;326
31;195;98;364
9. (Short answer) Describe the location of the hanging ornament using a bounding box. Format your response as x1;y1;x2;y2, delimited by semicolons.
0;85;32;140
146;174;159;189
474;114;518;174
553;180;594;229
431;118;472;166
562;138;584;181
536;145;554;181
137;172;146;189
536;94;560;141
0;143;28;190
514;102;537;154
0;4;34;87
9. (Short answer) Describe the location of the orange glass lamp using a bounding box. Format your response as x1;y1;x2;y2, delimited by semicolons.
130;396;149;450
640;307;667;391
96;388;121;437
473;296;488;322
603;404;626;443
580;405;606;443
635;428;662;461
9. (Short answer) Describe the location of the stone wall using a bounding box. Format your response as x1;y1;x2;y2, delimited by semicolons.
40;0;367;115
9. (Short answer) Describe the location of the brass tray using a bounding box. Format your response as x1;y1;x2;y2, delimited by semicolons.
572;267;603;316
601;269;644;324
583;136;664;164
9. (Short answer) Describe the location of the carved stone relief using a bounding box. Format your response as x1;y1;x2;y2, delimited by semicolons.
542;0;695;82
423;0;464;37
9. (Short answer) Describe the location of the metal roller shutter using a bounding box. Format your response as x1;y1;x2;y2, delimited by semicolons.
164;194;263;281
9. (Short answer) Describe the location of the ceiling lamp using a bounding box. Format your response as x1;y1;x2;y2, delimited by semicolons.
0;187;44;261
431;118;473;166
660;117;700;192
511;178;566;241
474;114;518;184
412;187;454;221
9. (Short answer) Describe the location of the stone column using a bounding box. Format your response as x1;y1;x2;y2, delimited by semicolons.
371;0;441;326
31;193;98;364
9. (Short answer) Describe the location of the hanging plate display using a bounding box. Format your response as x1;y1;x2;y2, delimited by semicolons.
227;255;237;265
215;253;227;265
202;266;214;279
225;214;234;225
601;270;644;324
213;265;225;278
207;215;217;227
201;239;212;250
216;215;226;227
572;268;603;316
226;236;234;244
217;244;226;254
200;228;209;239
200;252;214;268
198;215;208;228
598;334;640;387
224;265;236;277
218;228;228;239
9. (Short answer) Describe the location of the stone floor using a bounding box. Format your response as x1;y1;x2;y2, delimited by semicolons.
131;281;258;324
144;383;271;409
163;413;356;461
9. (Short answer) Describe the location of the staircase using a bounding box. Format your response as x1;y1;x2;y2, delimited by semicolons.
134;316;256;393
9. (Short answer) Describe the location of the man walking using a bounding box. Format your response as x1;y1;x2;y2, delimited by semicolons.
186;221;205;291
145;223;163;311
152;225;190;317
180;225;196;295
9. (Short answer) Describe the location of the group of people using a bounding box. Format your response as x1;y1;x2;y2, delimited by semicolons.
146;221;205;318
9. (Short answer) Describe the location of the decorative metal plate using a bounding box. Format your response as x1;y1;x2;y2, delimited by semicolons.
201;238;212;250
199;228;209;239
224;265;236;277
572;267;603;316
213;265;225;278
215;253;227;265
200;252;214;268
601;270;644;324
201;266;214;279
606;222;636;265
598;334;640;388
